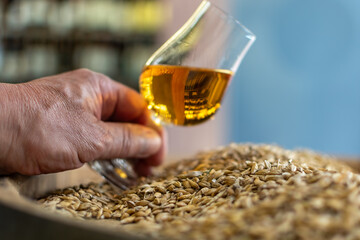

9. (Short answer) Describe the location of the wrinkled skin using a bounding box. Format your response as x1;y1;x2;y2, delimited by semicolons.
0;69;166;176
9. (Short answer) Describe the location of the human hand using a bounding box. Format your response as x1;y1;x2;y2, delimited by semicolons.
0;69;166;176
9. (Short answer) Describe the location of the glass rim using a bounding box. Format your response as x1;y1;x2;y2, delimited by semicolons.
200;0;256;41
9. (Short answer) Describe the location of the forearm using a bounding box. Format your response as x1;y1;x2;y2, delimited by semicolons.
0;83;11;109
0;83;23;115
0;83;22;173
0;83;16;139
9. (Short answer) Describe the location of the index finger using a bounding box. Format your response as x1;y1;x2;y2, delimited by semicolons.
98;76;167;169
99;77;149;124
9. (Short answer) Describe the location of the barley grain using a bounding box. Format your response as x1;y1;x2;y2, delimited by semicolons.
39;144;359;240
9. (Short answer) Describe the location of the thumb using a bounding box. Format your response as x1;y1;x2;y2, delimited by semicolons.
97;122;162;160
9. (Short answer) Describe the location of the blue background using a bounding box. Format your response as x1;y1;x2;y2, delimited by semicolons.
226;0;360;156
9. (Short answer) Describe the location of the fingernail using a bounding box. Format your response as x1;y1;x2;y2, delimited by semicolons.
138;128;161;157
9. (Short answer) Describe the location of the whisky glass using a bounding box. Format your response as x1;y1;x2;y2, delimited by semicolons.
139;0;255;126
90;0;255;190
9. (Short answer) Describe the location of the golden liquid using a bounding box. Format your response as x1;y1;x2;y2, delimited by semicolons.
139;65;233;126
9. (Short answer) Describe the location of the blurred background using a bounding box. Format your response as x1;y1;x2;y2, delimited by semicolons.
0;0;359;159
227;0;360;157
0;0;170;88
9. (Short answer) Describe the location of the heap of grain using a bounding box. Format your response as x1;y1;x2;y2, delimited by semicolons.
39;144;360;239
